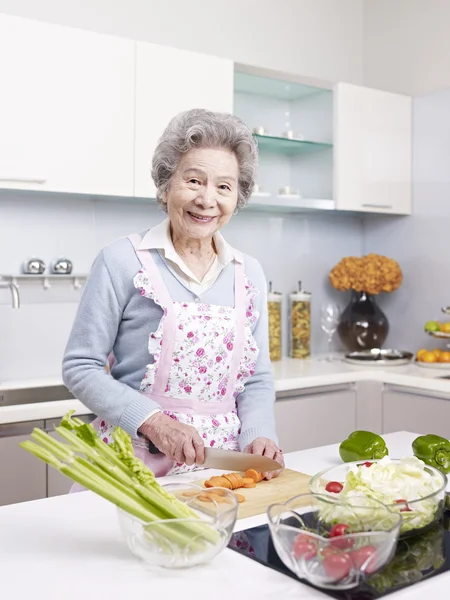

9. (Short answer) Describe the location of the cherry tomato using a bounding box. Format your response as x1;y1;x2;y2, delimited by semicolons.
321;546;338;559
323;553;353;580
325;481;343;494
395;499;412;512
361;462;373;467
293;533;317;560
329;523;354;549
350;545;377;573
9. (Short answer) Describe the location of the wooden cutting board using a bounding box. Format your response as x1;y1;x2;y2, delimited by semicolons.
190;468;311;519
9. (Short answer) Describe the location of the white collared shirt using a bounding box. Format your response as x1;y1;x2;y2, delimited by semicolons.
138;219;238;295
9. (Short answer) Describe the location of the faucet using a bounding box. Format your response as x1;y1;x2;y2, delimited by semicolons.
0;281;20;308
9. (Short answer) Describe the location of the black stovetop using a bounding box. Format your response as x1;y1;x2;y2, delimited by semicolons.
228;515;450;599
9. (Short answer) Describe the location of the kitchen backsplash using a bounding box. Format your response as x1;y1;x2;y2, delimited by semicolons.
0;194;363;379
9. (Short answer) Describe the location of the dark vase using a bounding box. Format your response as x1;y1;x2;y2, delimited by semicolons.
338;291;389;352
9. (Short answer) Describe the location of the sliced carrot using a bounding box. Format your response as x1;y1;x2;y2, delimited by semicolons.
223;474;237;489
242;477;254;486
235;493;245;503
209;493;226;503
204;480;214;488
198;493;213;502
182;490;201;497
243;480;256;488
234;473;244;487
245;469;262;483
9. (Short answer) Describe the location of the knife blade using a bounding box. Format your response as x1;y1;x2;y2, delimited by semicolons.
201;447;281;472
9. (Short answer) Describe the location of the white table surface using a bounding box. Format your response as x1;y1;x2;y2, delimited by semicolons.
1;431;447;599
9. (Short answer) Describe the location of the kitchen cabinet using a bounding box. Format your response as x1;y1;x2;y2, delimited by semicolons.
234;68;412;216
0;421;46;506
274;384;357;453
134;42;234;198
334;83;412;215
0;14;135;197
46;415;95;498
382;385;450;437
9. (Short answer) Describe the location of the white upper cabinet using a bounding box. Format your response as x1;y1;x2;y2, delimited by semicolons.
334;82;412;215
0;15;135;196
134;43;234;198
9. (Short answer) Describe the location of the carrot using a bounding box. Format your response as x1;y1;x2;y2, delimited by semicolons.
243;480;256;488
223;474;237;489
182;490;202;497
204;480;214;488
245;469;263;483
198;493;213;502
235;493;245;503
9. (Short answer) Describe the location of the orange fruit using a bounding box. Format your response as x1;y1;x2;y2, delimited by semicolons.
442;323;450;334
439;351;450;363
416;349;428;360
433;348;442;359
421;351;437;363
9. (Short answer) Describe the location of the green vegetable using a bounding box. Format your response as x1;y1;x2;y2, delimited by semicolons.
412;434;450;474
325;457;443;534
367;522;445;592
339;431;388;463
20;411;219;551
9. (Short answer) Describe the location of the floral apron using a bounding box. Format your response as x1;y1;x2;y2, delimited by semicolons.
87;233;260;479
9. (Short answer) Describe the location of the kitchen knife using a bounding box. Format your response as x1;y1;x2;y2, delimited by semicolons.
201;447;281;472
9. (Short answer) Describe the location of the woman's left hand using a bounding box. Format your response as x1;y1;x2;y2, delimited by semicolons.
243;437;285;480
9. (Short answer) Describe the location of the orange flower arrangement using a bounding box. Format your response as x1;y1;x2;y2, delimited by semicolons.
329;253;403;295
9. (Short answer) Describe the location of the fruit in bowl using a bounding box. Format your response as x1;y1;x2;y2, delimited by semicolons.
416;348;450;363
267;493;401;591
309;457;447;537
424;320;450;334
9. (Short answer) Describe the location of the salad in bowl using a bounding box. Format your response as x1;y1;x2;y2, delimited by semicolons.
309;457;447;536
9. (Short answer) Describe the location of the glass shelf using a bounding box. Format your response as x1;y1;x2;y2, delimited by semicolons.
253;134;332;156
234;71;331;101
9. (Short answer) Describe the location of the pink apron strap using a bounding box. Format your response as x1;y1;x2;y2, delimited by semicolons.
127;235;177;397
225;253;246;401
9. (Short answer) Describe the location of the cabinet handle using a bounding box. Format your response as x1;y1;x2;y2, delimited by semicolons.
0;175;47;184
361;203;393;209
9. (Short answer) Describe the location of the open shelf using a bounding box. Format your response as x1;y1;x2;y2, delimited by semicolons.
253;133;332;155
234;70;331;101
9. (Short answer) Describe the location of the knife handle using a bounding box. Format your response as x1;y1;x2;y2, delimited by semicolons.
147;439;163;455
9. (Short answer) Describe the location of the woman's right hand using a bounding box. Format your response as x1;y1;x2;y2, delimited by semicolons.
138;412;205;466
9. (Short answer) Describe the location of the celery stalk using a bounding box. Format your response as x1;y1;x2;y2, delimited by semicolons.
19;413;222;551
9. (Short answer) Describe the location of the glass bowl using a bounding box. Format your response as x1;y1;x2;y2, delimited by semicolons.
309;459;447;538
267;493;401;591
117;482;238;569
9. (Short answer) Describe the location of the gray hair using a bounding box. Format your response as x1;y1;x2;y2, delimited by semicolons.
151;108;258;211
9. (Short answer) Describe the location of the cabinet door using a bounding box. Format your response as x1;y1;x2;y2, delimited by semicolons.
334;82;412;215
134;42;234;198
382;386;450;437
0;422;46;506
45;414;95;497
0;14;134;196
274;385;356;453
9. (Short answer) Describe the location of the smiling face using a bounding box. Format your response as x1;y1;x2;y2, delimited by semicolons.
163;147;239;243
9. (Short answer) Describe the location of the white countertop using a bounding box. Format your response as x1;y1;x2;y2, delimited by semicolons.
0;431;446;600
1;356;450;425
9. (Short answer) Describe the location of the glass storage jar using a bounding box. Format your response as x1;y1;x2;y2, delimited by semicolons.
290;283;311;359
268;284;282;362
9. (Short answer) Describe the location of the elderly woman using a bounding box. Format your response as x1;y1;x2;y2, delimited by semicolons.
62;108;284;480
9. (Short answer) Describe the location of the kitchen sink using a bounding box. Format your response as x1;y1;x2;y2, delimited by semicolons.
0;386;74;406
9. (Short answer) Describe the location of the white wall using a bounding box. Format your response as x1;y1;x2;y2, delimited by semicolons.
0;0;364;85
364;0;450;95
